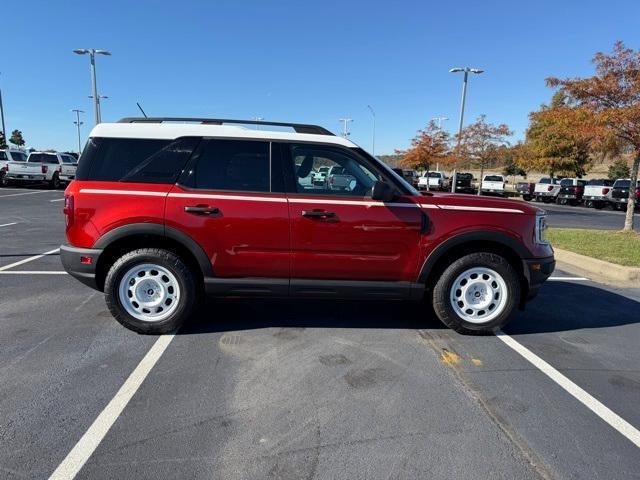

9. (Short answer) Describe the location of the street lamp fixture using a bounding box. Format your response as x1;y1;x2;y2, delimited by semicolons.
71;109;85;156
449;66;484;192
73;48;111;124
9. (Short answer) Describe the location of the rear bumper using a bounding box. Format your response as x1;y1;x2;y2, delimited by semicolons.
522;255;555;301
60;244;103;291
6;174;46;181
583;195;608;201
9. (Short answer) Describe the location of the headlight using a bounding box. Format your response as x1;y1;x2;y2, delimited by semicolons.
535;213;549;245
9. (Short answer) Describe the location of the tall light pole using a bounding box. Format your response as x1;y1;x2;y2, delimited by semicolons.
0;73;6;145
72;109;85;155
339;118;353;138
73;49;111;125
449;67;483;192
367;105;376;155
254;116;264;130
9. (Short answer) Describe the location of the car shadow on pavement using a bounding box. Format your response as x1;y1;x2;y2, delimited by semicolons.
506;282;640;335
181;299;445;335
180;281;639;336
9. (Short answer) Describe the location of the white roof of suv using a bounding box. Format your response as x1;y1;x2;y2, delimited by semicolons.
90;118;358;148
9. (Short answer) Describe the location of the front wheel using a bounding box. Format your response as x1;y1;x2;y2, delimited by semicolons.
432;252;520;335
104;248;198;334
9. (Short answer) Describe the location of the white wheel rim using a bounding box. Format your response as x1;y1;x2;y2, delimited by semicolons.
449;267;508;324
118;263;180;322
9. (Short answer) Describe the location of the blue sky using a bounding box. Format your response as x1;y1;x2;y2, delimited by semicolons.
2;0;639;154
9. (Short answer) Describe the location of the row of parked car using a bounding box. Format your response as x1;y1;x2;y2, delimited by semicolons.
0;148;78;189
394;167;639;210
516;177;640;210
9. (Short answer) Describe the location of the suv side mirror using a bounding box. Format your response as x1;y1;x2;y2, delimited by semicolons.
372;180;395;202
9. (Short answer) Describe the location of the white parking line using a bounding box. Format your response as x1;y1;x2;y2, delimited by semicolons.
0;271;68;275
496;331;640;449
0;190;58;198
0;222;17;228
48;333;176;480
548;276;589;281
50;198;66;202
0;248;60;272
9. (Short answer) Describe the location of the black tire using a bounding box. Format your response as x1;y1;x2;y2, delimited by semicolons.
432;252;520;335
594;202;604;210
0;171;8;188
104;248;198;334
523;194;532;201
585;200;593;208
49;173;61;189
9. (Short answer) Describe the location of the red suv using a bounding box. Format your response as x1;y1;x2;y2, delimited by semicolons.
61;118;555;334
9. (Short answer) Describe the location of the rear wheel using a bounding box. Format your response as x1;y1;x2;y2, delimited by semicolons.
0;171;8;187
432;252;520;335
49;173;61;189
104;248;197;334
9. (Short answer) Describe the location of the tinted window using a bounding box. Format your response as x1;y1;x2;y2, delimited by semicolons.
28;153;58;163
539;178;551;184
185;139;270;192
560;178;573;186
0;151;6;160
614;180;631;188
16;152;28;161
61;155;75;164
485;175;503;182
77;137;198;183
587;179;613;186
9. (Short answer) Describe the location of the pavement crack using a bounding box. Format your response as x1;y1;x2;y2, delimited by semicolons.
417;329;556;480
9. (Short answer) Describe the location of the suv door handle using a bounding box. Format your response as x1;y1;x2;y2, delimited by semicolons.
301;210;336;219
184;205;220;215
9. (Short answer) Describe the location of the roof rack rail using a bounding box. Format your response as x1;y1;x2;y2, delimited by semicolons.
117;117;334;136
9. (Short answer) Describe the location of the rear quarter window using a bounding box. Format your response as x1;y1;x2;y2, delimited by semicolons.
76;137;199;183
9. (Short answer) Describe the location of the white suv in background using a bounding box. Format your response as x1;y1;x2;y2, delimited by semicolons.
0;149;29;187
5;151;78;189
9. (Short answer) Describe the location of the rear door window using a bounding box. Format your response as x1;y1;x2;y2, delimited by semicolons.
182;139;270;192
76;137;199;183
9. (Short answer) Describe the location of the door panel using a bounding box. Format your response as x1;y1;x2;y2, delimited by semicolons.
288;195;422;281
282;142;422;281
165;139;290;279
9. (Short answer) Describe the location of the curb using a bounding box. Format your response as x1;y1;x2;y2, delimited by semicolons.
553;247;640;283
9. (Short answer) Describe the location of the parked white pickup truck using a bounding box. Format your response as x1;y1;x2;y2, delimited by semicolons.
418;171;448;191
533;177;562;203
583;179;614;209
5;152;77;189
0;149;29;187
480;174;506;196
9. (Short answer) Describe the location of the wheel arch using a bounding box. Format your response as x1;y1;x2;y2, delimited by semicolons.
93;223;213;291
419;231;531;304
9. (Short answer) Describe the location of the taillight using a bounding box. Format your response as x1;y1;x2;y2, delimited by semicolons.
41;164;48;174
63;194;74;227
547;185;553;192
635;188;640;200
577;186;584;194
602;187;610;195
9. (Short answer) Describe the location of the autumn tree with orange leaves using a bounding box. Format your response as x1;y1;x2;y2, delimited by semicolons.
546;41;640;231
525;92;596;178
457;115;512;193
397;121;452;183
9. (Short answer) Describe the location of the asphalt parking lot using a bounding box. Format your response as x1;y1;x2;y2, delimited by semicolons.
1;186;640;480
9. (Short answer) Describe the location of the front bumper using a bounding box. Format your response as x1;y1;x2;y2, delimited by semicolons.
522;255;555;301
60;244;103;291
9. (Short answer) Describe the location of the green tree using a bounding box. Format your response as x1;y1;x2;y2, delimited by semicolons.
608;159;630;180
9;130;25;147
